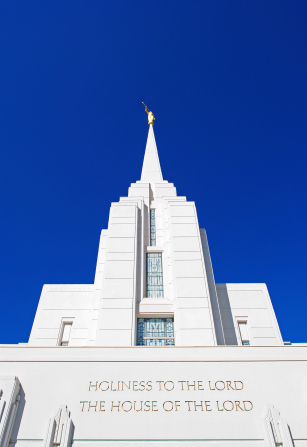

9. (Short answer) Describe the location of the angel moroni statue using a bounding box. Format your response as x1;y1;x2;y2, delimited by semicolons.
142;102;155;125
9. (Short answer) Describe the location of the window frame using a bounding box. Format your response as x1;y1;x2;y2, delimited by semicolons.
236;318;251;346
136;316;175;346
57;318;74;347
146;252;164;298
150;209;156;246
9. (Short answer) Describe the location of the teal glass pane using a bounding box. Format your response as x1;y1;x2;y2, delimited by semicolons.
137;318;145;346
136;318;174;346
150;209;156;246
146;253;163;298
166;318;174;338
146;318;165;337
146;339;165;346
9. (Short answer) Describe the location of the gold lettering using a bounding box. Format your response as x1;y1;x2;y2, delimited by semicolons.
178;381;186;390
152;401;158;411
193;401;203;411
163;401;173;411
243;401;253;411
146;381;152;391
216;401;223;411
208;381;215;391
122;401;132;412
111;401;120;411
226;381;235;390
187;381;196;390
89;381;98;391
88;401;98;412
235;401;243;411
164;381;174;391
80;401;88;411
99;381;109;391
174;401;180;411
215;381;225;391
197;381;204;390
99;401;105;411
156;381;164;391
185;401;193;411
234;381;243;390
223;401;234;411
122;381;131;391
111;381;117;391
144;401;151;411
205;401;212;411
134;401;143;412
139;381;145;391
133;381;138;391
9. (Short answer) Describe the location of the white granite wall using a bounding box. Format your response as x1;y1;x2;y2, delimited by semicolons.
0;347;306;445
216;284;283;346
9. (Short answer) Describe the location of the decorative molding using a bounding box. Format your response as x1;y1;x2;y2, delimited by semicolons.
262;405;294;447
43;405;73;447
48;285;93;292
0;376;20;447
0;391;4;424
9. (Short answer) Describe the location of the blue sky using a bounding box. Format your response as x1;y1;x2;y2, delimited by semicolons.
0;1;306;343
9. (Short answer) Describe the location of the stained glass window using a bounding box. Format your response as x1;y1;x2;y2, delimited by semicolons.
137;318;174;346
146;253;163;298
150;209;156;246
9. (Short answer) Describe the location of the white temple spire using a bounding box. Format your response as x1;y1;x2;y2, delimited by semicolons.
140;124;163;183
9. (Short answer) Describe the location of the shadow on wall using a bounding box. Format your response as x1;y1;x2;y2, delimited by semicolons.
288;425;295;447
216;284;238;346
11;384;25;442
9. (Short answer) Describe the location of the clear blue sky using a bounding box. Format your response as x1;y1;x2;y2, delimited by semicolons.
0;1;306;344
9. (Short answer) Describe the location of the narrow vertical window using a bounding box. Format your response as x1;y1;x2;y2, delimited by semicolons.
61;323;72;346
238;322;250;346
137;318;174;346
146;253;163;298
150;209;156;246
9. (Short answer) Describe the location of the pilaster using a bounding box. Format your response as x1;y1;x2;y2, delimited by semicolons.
96;201;139;346
167;200;217;346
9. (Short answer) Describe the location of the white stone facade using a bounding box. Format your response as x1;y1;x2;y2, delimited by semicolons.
0;124;306;446
28;125;282;349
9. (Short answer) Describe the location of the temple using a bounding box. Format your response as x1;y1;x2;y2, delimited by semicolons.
0;120;306;447
28;123;283;349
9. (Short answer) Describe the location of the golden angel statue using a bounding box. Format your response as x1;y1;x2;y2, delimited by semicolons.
142;102;155;125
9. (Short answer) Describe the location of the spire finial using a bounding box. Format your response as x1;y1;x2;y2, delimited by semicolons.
140;121;163;183
142;102;155;125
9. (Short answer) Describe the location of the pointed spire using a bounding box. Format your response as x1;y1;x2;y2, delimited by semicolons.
140;124;163;183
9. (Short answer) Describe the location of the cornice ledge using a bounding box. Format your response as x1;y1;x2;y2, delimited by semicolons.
47;285;94;292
